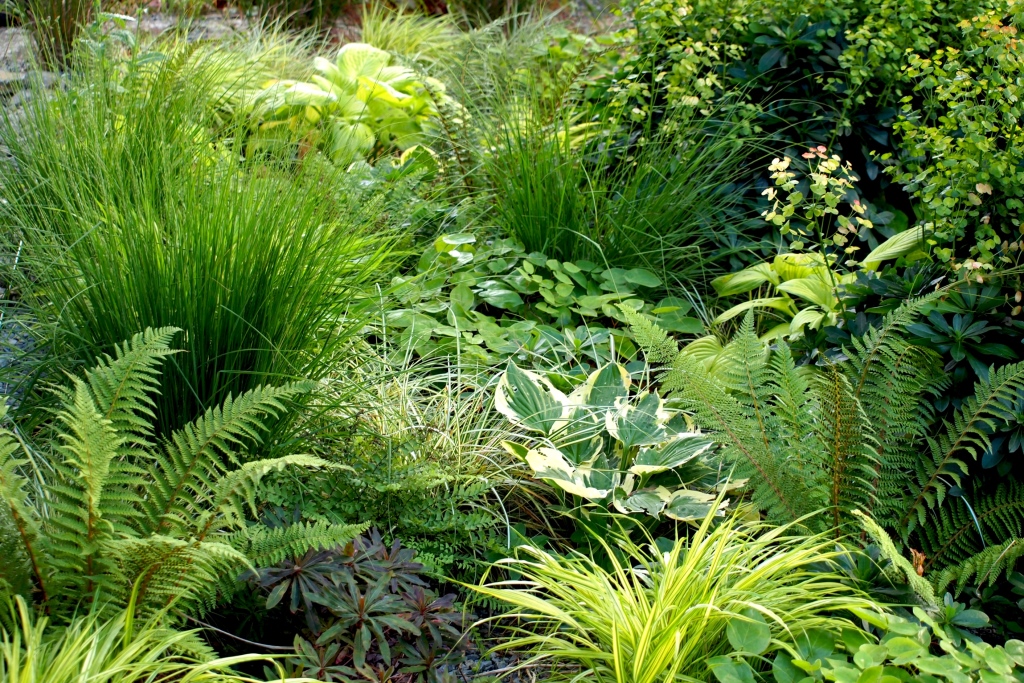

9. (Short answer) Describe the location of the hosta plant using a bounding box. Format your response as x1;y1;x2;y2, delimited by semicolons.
496;362;721;522
246;43;452;165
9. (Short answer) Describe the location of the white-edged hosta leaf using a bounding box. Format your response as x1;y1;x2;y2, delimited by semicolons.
495;363;569;436
605;391;668;449
629;434;714;475
664;489;725;521
525;447;614;500
613;486;672;516
568;363;630;409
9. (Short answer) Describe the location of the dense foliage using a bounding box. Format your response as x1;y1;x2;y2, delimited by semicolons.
1;0;1024;680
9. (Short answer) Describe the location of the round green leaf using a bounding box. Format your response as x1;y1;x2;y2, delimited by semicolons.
727;608;771;655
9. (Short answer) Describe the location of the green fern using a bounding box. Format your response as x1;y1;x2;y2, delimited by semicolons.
853;510;938;607
0;328;363;619
917;481;1024;577
624;295;1024;590
899;361;1024;535
933;539;1024;596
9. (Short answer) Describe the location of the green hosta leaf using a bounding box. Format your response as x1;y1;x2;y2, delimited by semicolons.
708;656;756;683
496;363;569;435
282;82;336;107
715;297;794;325
862;226;924;270
789;307;828;334
713;262;779;296
336;43;391;90
313;56;343;83
525;447;614;500
630;434;713;475
329;120;375;164
777;276;836;310
606;391;667;449
664;489;722;521
727;608;771;655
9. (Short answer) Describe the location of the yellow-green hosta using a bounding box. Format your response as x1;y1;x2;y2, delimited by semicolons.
712;228;927;341
248;43;452;165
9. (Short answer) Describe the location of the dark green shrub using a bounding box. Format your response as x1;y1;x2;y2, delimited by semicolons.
254;530;471;683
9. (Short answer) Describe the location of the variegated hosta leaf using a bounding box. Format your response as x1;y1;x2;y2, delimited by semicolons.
629;433;714;475
495;362;569;436
568;363;630;409
613;486;673;517
605;391;669;449
524;447;616;501
665;489;726;521
552;407;604;465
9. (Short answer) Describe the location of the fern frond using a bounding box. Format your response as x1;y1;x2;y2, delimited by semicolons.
916;481;1024;572
143;381;314;536
854;509;937;607
199;455;336;536
106;535;250;615
843;292;941;404
618;305;681;363
78;327;180;448
932;539;1024;596
899;361;1024;535
659;350;809;524
842;296;945;527
815;366;878;536
228;520;368;568
46;380;126;601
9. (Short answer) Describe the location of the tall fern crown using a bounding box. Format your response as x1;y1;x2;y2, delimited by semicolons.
621;297;1024;591
0;328;363;618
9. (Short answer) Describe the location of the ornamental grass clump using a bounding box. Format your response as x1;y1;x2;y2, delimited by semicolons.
0;38;399;435
476;509;882;683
